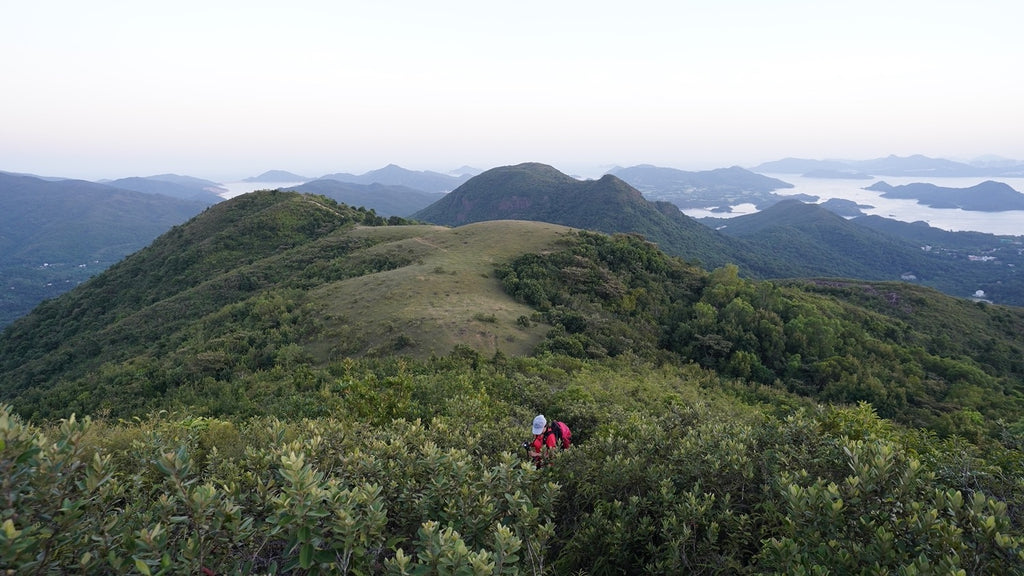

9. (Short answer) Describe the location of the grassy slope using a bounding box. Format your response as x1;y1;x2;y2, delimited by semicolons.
307;220;574;359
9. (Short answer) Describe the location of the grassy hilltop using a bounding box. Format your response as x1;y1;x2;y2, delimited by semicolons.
306;220;570;360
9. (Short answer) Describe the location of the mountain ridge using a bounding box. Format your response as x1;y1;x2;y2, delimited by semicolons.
0;172;215;326
320;163;471;193
104;175;225;203
752;154;1024;177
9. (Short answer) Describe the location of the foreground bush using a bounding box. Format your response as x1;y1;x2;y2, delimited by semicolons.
2;357;1023;574
4;399;1023;575
0;406;556;575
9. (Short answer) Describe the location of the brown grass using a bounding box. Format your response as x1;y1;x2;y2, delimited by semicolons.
306;220;576;360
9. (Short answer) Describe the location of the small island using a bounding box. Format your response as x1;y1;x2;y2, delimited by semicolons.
819;198;873;217
244;170;308;183
865;180;1024;211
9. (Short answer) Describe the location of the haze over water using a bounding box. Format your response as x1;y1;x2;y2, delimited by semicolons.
685;176;1024;236
219;181;307;200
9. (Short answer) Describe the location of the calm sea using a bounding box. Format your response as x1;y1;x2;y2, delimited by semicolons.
682;175;1024;236
219;181;306;199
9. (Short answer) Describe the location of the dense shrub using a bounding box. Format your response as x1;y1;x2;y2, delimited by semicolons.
3;356;1022;574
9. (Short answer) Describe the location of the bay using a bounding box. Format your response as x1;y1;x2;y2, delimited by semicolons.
219;181;306;199
683;175;1024;236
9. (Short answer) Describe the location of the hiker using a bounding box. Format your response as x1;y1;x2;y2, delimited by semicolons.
527;414;571;467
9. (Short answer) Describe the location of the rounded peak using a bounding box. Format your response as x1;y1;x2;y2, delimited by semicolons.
462;163;578;187
490;162;566;175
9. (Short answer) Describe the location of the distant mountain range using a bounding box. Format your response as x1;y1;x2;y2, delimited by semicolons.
320;164;471;194
0;172;215;326
865;180;1024;211
751;154;1024;177
607;164;796;210
0;170;66;182
285;179;444;217
802;169;874;180
103;174;226;203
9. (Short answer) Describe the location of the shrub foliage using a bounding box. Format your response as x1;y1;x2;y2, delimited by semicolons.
3;351;1023;574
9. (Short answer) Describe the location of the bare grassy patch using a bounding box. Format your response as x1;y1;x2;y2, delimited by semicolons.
307;221;575;360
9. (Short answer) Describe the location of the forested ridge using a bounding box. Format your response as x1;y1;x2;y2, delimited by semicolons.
2;190;1023;574
496;231;1024;438
0;172;215;326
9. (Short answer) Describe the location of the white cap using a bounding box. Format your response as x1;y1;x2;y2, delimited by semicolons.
532;414;547;435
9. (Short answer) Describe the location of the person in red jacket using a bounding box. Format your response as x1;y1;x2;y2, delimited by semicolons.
527;414;571;467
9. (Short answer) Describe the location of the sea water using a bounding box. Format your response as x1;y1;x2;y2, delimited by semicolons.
683;175;1024;236
219;181;306;199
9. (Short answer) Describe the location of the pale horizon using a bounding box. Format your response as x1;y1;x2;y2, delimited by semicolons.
4;1;1023;183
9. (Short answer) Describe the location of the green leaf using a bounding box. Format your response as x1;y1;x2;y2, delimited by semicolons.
300;542;314;569
134;558;152;576
15;447;40;465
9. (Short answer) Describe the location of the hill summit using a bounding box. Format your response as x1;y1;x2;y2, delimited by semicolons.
412;162;745;269
414;163;641;226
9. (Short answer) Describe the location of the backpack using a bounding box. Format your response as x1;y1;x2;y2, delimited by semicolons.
545;421;572;449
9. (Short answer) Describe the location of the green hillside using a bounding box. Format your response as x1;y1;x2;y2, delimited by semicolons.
0;172;215;326
494;231;1024;434
2;189;1024;573
718;201;1024;305
716;200;958;279
306;220;570;361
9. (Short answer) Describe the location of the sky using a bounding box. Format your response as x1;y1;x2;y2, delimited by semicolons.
3;0;1023;182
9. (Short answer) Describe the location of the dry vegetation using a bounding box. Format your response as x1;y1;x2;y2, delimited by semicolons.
308;221;576;359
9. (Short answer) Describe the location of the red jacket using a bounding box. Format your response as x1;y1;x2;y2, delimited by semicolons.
531;431;557;453
531;421;572;453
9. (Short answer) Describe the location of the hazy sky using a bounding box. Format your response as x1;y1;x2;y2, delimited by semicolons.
3;1;1023;181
